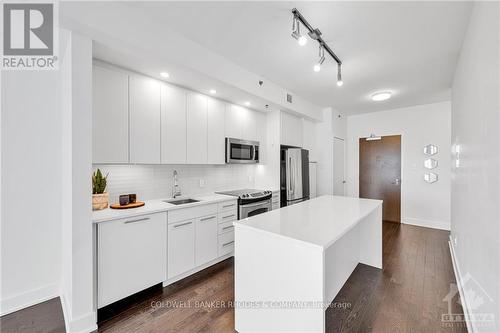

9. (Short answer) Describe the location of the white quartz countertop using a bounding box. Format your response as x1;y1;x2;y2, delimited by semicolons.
92;193;236;223
233;195;382;249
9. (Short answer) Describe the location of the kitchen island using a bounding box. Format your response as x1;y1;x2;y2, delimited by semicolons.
233;195;382;332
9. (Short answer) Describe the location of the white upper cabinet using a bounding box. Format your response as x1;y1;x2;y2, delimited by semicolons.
129;75;161;164
243;109;258;142
302;118;316;161
186;93;208;164
207;98;226;164
161;84;187;164
255;111;267;163
225;104;245;139
281;111;303;147
92;64;129;164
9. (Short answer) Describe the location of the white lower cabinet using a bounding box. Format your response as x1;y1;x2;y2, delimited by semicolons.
218;231;235;257
168;219;196;279
195;214;218;266
97;212;167;308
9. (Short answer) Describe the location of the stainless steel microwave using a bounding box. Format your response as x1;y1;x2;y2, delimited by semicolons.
225;138;259;164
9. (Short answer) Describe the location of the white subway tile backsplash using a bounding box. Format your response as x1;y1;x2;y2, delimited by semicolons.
93;164;256;204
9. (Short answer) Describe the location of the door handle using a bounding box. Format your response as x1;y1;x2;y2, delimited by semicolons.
124;217;150;224
173;221;193;228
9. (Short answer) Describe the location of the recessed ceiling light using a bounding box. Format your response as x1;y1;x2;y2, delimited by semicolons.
371;92;391;101
244;101;251;106
160;72;170;78
209;89;217;94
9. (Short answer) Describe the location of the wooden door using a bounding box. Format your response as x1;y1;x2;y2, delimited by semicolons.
359;135;401;223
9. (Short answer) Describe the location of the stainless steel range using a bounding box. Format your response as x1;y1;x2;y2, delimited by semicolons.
216;189;272;219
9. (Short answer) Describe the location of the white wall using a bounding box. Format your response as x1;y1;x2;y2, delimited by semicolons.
1;58;63;314
60;30;96;333
94;164;257;204
315;107;347;196
450;2;500;332
346;102;451;230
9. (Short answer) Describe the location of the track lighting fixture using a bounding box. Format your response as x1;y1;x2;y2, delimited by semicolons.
337;64;343;86
291;16;307;46
291;8;343;86
313;45;325;72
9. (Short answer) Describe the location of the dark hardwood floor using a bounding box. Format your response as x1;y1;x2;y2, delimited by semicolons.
0;297;65;333
1;222;467;333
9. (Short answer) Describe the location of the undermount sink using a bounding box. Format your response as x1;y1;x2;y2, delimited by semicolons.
163;198;200;205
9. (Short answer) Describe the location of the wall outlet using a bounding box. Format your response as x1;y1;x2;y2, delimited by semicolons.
199;179;206;188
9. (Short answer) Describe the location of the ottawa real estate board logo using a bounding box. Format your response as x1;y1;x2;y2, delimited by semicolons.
2;2;58;70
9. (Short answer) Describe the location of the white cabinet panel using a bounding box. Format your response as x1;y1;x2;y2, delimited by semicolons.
161;84;186;164
281;112;303;147
309;162;317;199
168;219;195;279
225;104;245;139
97;212;167;308
207;98;226;164
218;231;235;256
255;111;267;163
186;93;208;164
92;65;129;164
243;109;258;141
129;76;161;164
195;214;218;266
302;119;316;161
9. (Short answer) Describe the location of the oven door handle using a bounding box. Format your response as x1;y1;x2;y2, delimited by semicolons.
240;200;271;209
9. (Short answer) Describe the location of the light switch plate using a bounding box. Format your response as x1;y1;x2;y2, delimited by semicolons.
199;179;206;188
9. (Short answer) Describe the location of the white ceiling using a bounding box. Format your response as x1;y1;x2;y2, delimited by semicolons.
124;1;471;114
63;1;472;115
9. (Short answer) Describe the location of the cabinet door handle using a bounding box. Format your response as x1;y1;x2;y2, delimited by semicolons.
124;217;150;224
200;216;216;222
222;203;235;209
222;240;235;247
222;214;236;220
173;221;193;228
222;225;234;231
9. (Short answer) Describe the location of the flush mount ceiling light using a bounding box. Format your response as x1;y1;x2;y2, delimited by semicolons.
371;92;392;101
160;72;170;78
209;89;217;94
291;8;343;87
244;101;251;106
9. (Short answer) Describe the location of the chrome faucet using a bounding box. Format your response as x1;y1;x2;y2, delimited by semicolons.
172;170;181;198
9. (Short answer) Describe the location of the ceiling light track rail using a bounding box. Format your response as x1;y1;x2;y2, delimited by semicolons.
291;8;342;66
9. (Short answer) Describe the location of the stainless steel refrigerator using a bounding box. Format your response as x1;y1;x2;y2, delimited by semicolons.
280;147;310;207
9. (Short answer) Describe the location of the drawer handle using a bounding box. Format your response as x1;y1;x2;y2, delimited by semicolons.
174;221;193;228
222;214;236;220
124;217;150;224
222;225;234;231
200;216;216;222
222;203;235;209
222;240;235;247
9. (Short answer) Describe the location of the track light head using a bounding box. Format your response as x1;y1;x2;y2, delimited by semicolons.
313;45;325;72
337;64;343;86
291;16;307;46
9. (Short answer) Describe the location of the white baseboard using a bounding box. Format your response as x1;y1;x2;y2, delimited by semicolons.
69;311;97;333
60;293;97;333
402;217;450;231
448;237;475;333
0;283;59;316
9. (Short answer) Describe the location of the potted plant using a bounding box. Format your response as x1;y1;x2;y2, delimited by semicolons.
92;169;109;210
